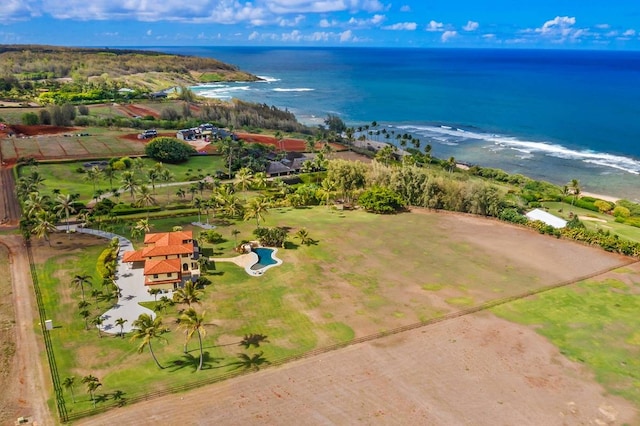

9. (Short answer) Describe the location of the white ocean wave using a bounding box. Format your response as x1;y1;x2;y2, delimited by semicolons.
257;75;281;83
196;86;252;99
395;123;640;175
272;88;315;92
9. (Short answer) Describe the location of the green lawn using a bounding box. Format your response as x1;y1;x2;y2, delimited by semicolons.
541;201;640;243
33;206;640;417
493;273;640;405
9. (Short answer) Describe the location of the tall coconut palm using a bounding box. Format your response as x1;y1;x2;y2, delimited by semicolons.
569;178;581;206
24;191;49;219
130;313;168;369
102;165;116;190
135;184;157;216
62;376;76;403
177;308;207;370
32;210;58;246
244;196;270;228
81;375;102;407
120;171;138;201
146;168;160;195
91;315;104;338
115;317;127;338
71;274;92;302
55;193;76;238
84;165;103;195
192;196;205;223
234;167;254;196
172;281;202;307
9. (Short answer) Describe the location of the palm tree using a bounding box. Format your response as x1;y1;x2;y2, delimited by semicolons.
130;313;168;369
231;352;270;371
569;179;581;206
234;167;254;196
274;131;284;152
295;228;313;246
33;210;58;247
172;281;202;307
79;309;91;330
120;171;138;201
244;196;270;228
71;274;92;302
177;308;207;370
62;376;76;403
55;193;76;238
24;192;49;219
149;288;162;302
160;168;175;198
192;196;205;223
115;317;127;338
135;184;157;215
81;375;102;407
103;165;116;190
176;187;186;201
231;228;240;246
239;333;269;349
91;315;104;338
146;168;160;195
134;218;151;235
84;165;102;194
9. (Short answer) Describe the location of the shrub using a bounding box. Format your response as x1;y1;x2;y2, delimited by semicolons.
200;230;224;244
253;227;288;247
613;205;631;218
358;186;406;214
78;105;90;115
144;137;196;163
21;112;39;125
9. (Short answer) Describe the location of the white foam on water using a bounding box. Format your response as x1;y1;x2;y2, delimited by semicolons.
396;124;640;175
272;88;315;92
256;75;281;83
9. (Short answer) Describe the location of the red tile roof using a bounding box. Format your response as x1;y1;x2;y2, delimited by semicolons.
144;231;193;246
144;258;181;275
123;250;145;262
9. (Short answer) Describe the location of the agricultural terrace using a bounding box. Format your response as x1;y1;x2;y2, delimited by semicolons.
30;205;638;419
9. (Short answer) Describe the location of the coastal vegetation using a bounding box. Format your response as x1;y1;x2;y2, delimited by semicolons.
0;45;258;104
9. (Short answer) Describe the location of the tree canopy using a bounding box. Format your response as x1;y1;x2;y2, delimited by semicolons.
144;137;196;164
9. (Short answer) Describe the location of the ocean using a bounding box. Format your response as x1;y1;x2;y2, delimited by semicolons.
148;46;640;200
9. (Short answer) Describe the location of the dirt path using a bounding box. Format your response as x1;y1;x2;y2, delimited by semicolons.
0;236;53;425
77;312;637;426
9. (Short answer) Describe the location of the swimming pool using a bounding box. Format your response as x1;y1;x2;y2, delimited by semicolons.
246;247;282;275
251;248;278;270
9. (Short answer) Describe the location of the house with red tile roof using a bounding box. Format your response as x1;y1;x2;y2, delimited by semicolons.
123;230;200;291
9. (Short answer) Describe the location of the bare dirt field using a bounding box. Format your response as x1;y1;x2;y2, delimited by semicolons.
78;312;638;426
235;132;343;153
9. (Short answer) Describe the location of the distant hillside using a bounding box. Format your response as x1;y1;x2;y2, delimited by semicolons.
0;45;259;88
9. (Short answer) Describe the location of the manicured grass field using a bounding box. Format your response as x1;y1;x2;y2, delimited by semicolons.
20;155;226;203
493;271;640;406
542;201;640;243
33;205;635;416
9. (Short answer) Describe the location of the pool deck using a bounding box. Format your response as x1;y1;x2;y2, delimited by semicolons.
210;248;282;277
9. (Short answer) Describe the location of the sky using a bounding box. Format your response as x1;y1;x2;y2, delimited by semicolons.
1;0;639;49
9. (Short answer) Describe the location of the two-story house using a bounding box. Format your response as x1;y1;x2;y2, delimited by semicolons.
123;230;200;292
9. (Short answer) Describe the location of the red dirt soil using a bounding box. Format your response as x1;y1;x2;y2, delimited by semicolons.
235;132;343;152
2;125;76;137
116;104;160;119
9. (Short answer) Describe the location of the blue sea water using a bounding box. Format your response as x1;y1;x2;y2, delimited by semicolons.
148;46;640;200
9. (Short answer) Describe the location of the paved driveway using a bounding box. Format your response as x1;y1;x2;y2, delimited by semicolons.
59;226;156;334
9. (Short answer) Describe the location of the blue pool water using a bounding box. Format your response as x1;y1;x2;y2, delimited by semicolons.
251;248;277;270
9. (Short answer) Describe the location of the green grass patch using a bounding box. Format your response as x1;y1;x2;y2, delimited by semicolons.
493;278;640;406
445;296;474;306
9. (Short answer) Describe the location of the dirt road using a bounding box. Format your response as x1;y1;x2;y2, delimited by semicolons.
0;236;53;425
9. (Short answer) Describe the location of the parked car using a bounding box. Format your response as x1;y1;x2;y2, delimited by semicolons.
138;129;158;139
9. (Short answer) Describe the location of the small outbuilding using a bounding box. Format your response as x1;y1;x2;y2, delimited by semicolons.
525;208;567;229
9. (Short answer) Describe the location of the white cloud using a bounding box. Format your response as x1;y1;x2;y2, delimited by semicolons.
596;24;610;29
319;18;338;28
347;14;385;27
441;30;457;42
536;16;576;36
400;5;411;12
146;30;152;36
426;20;444;32
340;29;354;42
623;29;636;37
277;14;305;27
248;31;260;40
463;20;479;32
383;22;417;31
